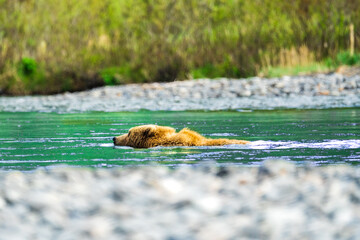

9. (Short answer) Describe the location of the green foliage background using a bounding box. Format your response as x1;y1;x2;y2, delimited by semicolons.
0;0;360;95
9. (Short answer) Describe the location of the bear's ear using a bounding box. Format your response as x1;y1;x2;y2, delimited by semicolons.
143;127;155;138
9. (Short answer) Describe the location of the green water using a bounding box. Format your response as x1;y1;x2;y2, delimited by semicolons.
0;109;359;170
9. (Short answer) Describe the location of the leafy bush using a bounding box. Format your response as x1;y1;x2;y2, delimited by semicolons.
191;60;241;79
336;52;360;66
15;57;46;94
19;58;37;76
100;65;146;85
324;51;360;69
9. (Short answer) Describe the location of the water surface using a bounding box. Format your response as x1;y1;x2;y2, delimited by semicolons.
0;109;359;170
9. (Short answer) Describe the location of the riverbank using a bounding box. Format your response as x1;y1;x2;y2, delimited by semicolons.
0;160;359;239
1;72;359;112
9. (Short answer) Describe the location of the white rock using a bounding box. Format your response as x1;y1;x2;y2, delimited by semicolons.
194;196;222;214
4;171;28;203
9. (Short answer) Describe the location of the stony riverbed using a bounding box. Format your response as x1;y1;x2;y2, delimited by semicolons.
0;160;360;240
1;73;360;112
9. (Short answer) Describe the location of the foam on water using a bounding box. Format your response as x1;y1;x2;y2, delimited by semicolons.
207;133;239;137
249;140;360;149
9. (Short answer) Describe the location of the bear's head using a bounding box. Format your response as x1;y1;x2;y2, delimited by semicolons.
113;125;176;148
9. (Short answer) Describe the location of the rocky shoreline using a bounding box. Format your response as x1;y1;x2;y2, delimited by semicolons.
1;160;360;239
1;73;360;112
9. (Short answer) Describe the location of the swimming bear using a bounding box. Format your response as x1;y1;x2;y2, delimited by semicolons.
113;124;249;148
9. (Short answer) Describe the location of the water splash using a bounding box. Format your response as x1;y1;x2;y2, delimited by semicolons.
206;133;239;137
249;140;360;149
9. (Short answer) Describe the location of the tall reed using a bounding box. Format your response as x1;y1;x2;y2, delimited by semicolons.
0;0;359;95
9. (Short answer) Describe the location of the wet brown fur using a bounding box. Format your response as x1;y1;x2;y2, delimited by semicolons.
113;125;249;148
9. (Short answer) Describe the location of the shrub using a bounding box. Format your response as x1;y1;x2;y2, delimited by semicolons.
19;58;37;77
336;51;360;66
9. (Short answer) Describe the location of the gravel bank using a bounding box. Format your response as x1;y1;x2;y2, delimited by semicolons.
1;73;360;112
1;160;360;240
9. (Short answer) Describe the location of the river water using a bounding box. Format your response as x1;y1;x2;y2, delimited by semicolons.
0;108;359;170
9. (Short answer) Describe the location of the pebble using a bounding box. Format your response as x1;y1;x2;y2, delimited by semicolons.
1;73;360;112
0;160;360;239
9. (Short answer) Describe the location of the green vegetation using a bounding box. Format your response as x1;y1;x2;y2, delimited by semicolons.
260;51;360;77
332;51;360;66
260;63;331;78
0;0;360;95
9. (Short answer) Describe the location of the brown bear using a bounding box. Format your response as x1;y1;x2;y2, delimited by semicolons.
113;124;250;148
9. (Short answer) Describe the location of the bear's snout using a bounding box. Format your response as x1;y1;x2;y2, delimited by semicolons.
113;134;129;146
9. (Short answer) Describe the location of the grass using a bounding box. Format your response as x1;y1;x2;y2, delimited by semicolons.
329;51;360;67
260;63;331;78
260;51;360;78
0;0;360;95
100;66;142;85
